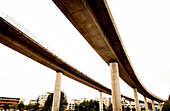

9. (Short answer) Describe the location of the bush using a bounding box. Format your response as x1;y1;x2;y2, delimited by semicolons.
162;100;170;111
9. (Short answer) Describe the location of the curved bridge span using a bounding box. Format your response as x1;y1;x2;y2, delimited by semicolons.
0;0;166;109
0;16;142;101
52;0;165;105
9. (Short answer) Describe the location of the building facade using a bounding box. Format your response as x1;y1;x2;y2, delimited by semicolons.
65;98;87;110
70;99;80;105
38;92;51;107
66;97;111;110
29;100;37;105
0;97;24;110
65;103;75;110
103;97;111;107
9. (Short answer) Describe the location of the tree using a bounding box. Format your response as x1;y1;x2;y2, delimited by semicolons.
60;91;68;110
162;100;170;111
122;105;125;111
103;103;107;111
148;103;152;110
106;103;112;111
25;103;33;111
93;100;99;111
141;107;145;111
75;100;101;111
44;91;68;111
33;103;40;111
89;100;94;110
44;93;53;111
3;103;9;111
132;107;136;111
18;101;25;111
126;106;131;111
11;104;18;111
77;100;89;111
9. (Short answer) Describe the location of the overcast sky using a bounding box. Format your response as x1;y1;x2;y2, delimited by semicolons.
0;0;169;104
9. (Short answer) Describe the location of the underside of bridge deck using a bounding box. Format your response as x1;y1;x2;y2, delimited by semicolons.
52;0;165;102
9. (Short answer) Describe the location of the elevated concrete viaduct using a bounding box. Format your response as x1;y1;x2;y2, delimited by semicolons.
1;0;166;109
0;17;111;95
0;16;154;111
52;0;165;110
0;16;148;110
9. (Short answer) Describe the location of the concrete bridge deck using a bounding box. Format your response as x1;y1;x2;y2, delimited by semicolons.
0;16;156;105
0;17;110;95
52;0;165;102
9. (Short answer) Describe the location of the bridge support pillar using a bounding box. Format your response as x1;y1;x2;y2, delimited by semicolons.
151;100;156;111
143;96;149;111
129;101;132;111
159;102;162;111
100;91;103;111
110;62;122;111
52;71;63;111
133;88;140;111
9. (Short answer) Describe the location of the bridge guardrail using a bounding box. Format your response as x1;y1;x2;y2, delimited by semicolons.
0;10;86;74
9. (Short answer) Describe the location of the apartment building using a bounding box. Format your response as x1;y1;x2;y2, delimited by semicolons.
0;97;24;110
65;97;111;110
65;103;75;110
65;98;87;110
38;92;51;107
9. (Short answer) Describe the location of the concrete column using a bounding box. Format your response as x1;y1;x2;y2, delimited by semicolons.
133;88;140;111
159;102;162;111
110;62;122;111
100;92;103;111
143;96;149;111
151;100;156;111
52;71;63;111
129;101;132;111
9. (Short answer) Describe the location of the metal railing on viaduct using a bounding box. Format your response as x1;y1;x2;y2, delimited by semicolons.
0;0;166;110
